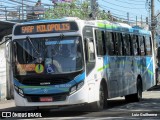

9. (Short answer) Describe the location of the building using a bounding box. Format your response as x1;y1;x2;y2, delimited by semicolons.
0;21;15;100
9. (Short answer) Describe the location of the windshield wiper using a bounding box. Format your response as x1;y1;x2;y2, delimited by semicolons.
26;36;40;56
52;34;64;56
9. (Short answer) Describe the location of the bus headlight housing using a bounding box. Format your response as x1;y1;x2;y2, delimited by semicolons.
70;81;84;95
14;85;24;97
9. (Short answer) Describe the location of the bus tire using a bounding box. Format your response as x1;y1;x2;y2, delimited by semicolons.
133;78;142;102
89;83;107;111
125;78;142;102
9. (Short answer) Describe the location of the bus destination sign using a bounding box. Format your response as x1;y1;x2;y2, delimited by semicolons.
14;22;78;35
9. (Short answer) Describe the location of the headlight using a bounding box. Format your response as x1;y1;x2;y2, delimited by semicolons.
69;81;84;95
70;86;77;95
77;81;84;90
14;85;24;97
18;88;24;97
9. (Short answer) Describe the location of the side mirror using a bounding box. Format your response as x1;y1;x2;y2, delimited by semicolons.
88;40;94;54
5;41;11;63
5;36;12;63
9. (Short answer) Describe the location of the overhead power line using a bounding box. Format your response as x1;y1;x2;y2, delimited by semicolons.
8;0;30;6
113;0;145;5
100;6;147;21
125;0;146;2
23;0;52;6
99;4;148;18
101;0;146;9
0;0;19;6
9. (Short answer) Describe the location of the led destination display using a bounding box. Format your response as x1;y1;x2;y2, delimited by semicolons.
14;22;78;35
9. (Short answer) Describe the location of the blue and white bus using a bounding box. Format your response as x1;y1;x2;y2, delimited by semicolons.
9;17;156;111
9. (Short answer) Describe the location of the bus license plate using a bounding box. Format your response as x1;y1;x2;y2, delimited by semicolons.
40;97;53;102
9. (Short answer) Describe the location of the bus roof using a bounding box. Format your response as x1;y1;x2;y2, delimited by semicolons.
14;17;151;35
19;17;81;25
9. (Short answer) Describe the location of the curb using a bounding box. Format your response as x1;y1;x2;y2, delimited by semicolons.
147;85;160;91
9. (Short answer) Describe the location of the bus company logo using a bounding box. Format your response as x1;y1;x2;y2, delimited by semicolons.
40;82;51;85
43;88;48;93
2;112;11;117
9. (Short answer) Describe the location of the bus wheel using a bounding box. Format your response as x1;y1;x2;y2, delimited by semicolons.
125;78;142;102
90;83;106;111
134;78;142;102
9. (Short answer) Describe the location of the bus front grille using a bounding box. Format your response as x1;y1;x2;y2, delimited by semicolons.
18;78;71;86
25;93;68;102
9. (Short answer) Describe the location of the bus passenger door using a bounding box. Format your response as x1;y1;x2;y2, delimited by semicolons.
94;29;107;97
94;29;106;74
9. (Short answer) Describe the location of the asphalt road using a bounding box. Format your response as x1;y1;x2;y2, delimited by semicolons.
0;85;160;119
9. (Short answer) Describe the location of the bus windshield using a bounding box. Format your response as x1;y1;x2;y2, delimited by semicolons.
14;36;83;75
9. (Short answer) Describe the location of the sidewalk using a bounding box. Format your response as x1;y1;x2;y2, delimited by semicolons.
0;100;36;113
0;100;15;110
147;84;160;91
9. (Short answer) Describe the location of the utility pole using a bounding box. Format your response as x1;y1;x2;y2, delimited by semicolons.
127;12;129;25
136;16;137;26
5;7;7;20
18;6;21;20
151;0;158;85
151;0;155;47
22;0;24;20
141;15;143;27
90;0;97;20
146;17;148;25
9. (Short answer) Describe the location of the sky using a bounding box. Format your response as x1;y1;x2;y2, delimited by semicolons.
98;0;160;22
43;0;160;19
0;0;160;22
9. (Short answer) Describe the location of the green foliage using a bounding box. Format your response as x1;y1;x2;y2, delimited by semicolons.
44;0;110;20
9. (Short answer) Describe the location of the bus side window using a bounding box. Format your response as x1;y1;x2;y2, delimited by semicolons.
143;36;147;56
113;32;121;55
137;35;141;55
150;37;152;55
129;34;134;56
118;33;123;56
133;35;138;56
123;33;131;55
145;36;152;55
139;36;145;56
106;32;115;55
95;30;105;56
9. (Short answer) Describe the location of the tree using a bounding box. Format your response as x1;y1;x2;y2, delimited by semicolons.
44;0;109;20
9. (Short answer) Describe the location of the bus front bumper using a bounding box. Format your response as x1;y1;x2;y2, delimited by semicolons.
14;84;90;107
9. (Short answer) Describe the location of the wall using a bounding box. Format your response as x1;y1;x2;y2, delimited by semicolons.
0;39;6;100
